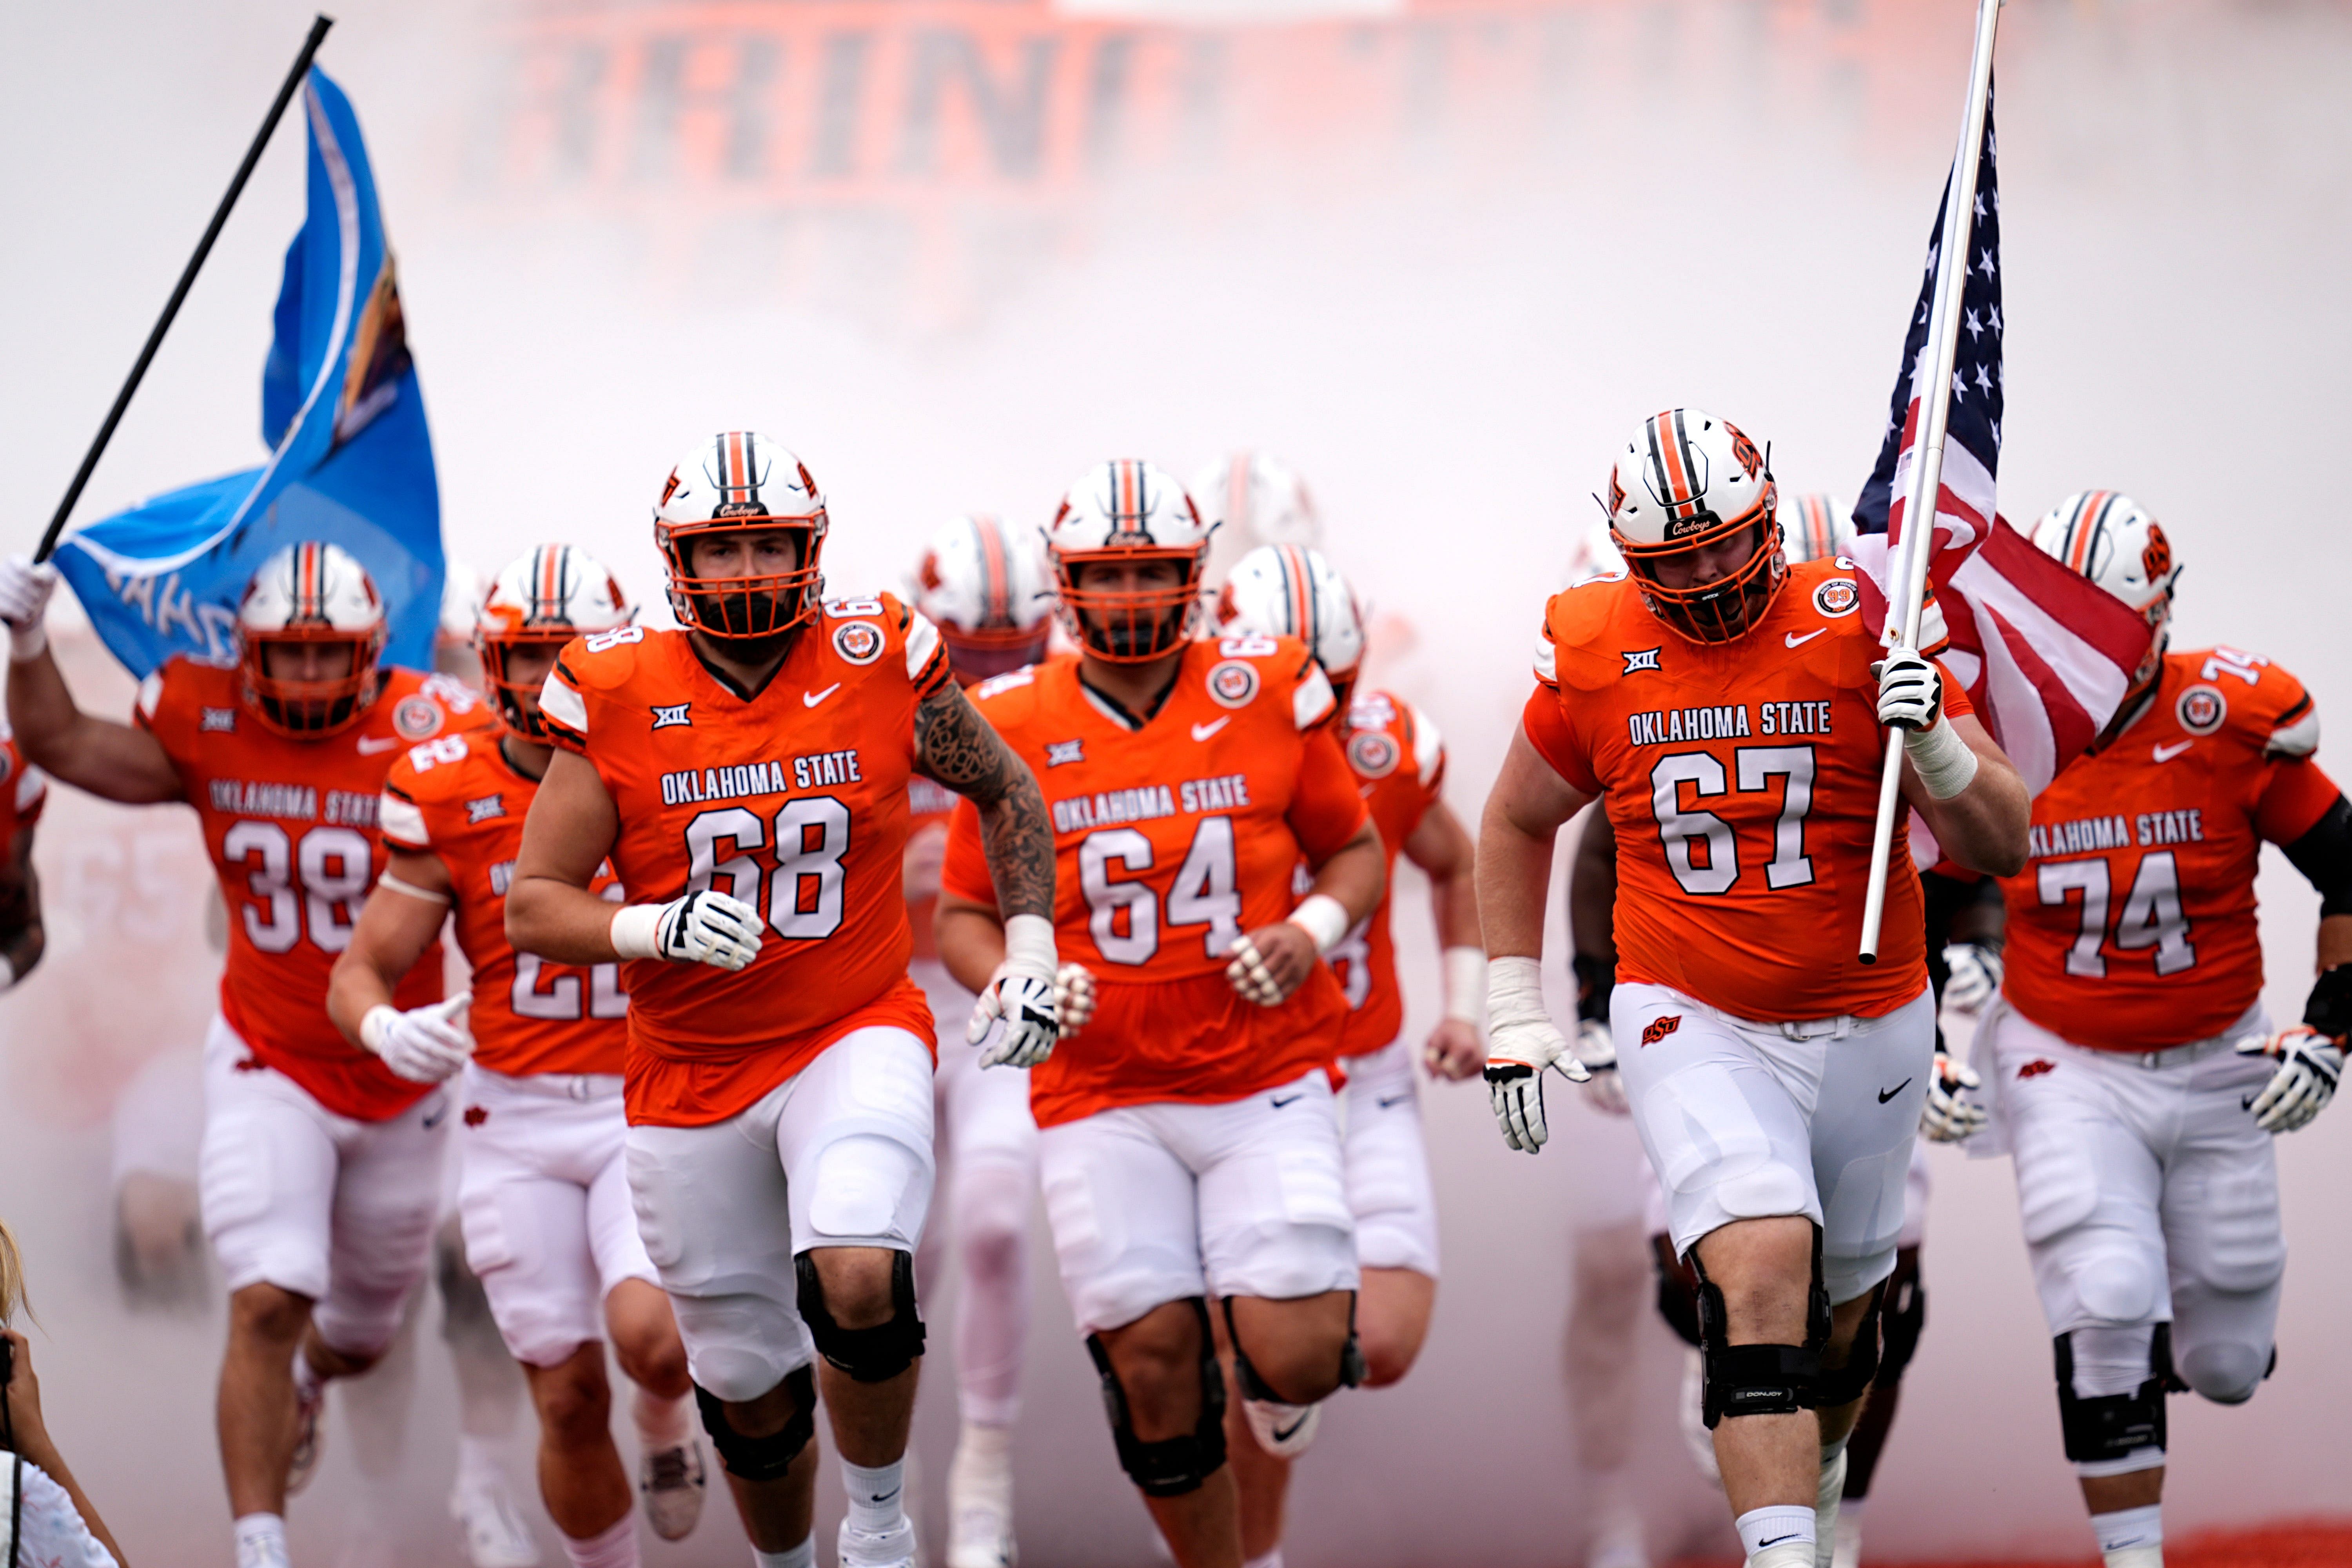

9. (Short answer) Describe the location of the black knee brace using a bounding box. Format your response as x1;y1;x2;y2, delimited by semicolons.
1652;1234;1704;1349
1817;1283;1885;1409
1875;1264;1926;1390
796;1251;926;1384
1689;1228;1830;1429
2053;1325;2169;1465
694;1365;817;1481
1220;1294;1365;1404
1087;1299;1226;1497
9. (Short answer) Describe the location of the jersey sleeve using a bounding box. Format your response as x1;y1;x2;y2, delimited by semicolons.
1289;723;1370;864
1293;653;1336;730
378;753;435;853
1521;687;1602;795
540;651;592;754
1935;656;1976;721
2257;758;2341;846
901;603;953;701
13;762;45;828
938;797;994;909
1408;702;1447;797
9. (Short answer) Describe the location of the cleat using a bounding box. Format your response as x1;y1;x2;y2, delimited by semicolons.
639;1439;708;1541
946;1429;1016;1568
450;1474;541;1568
839;1515;918;1568
286;1373;327;1497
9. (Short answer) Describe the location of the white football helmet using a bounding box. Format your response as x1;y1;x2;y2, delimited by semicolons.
1604;408;1783;644
1046;459;1214;662
477;546;634;737
653;431;827;641
909;514;1054;684
1779;493;1854;565
1216;544;1365;705
2029;490;2179;691
239;541;389;737
434;558;485;685
1193;451;1320;553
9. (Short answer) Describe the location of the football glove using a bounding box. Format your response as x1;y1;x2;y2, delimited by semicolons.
610;890;764;971
965;913;1059;1069
1054;962;1097;1037
0;555;58;661
359;994;474;1084
2235;1026;2343;1134
1940;942;2002;1017
1918;1050;1987;1143
1483;955;1588;1154
1873;649;1942;730
1575;1019;1630;1116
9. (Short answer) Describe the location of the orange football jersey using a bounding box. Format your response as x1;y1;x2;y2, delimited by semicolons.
1326;690;1446;1056
940;635;1368;1127
380;730;626;1078
1998;647;2337;1050
0;726;47;862
1521;560;1971;1023
541;596;950;1127
136;659;493;1118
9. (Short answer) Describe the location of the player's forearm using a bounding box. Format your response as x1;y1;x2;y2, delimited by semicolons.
1565;811;1617;966
507;876;627;965
975;780;1056;922
326;947;407;1047
1918;750;2030;877
1427;865;1482;951
1478;799;1557;961
1306;823;1387;928
2317;913;2352;972
6;652;178;803
936;898;1008;993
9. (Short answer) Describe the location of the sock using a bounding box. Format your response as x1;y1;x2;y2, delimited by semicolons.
635;1386;693;1448
455;1432;508;1492
234;1513;291;1568
562;1514;641;1568
753;1537;817;1568
1814;1437;1850;1566
2092;1504;2163;1568
1832;1497;1866;1568
1243;1553;1285;1568
1736;1504;1816;1561
843;1457;909;1535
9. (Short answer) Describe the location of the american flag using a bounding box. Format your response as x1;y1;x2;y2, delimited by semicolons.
1847;89;2154;799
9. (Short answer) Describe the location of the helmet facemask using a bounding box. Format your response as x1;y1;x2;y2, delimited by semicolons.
1617;507;1787;644
661;516;826;649
1054;546;1203;663
477;628;570;739
241;622;385;738
940;621;1053;685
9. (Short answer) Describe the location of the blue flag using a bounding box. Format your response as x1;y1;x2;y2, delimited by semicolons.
53;67;441;679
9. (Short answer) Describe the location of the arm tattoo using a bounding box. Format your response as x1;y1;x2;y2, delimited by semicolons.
915;683;1055;920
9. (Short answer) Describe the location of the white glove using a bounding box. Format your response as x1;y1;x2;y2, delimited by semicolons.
1483;955;1589;1154
1054;962;1097;1038
966;913;1059;1069
610;889;764;971
0;555;58;662
1574;1018;1630;1116
1918;1050;1987;1142
2235;1026;2343;1134
1940;942;2002;1017
1875;650;1979;800
359;994;474;1084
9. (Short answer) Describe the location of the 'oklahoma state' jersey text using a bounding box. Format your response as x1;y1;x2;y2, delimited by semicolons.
1325;690;1446;1056
1998;648;2336;1050
381;730;627;1078
941;636;1368;1126
138;659;492;1118
1521;560;1969;1022
541;597;951;1126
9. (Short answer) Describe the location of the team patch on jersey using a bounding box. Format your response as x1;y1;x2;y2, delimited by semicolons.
832;621;885;665
1622;648;1662;674
465;794;506;824
2176;683;2227;735
201;706;238;732
651;703;692;729
1347;730;1400;779
2017;1059;2056;1081
1046;739;1085;767
1640;1014;1681;1046
393;695;445;739
1206;659;1260;709
1813;578;1860;617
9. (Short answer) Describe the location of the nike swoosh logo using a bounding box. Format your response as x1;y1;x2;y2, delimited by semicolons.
356;735;401;753
804;682;842;708
1271;1416;1308;1442
1377;1092;1411;1109
1270;1092;1303;1108
868;1487;901;1506
1784;628;1827;649
1878;1078;1913;1103
1758;1535;1800;1549
1191;717;1230;742
2153;739;2194;762
421;1106;447;1129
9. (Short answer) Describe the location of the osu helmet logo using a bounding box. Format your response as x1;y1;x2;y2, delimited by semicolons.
832;621;885;665
1728;426;1764;479
2140;523;2172;585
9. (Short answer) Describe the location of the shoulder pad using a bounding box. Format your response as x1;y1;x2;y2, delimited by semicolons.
822;593;893;619
1402;699;1445;788
385;730;486;804
556;624;653;689
1541;578;1644;693
2176;647;2319;757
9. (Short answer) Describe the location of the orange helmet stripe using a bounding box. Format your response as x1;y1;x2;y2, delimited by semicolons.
974;515;1010;624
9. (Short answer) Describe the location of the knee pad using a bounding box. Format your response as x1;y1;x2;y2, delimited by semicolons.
1651;1234;1704;1349
1087;1299;1226;1497
694;1365;816;1481
2176;1340;2269;1406
1218;1294;1365;1408
1876;1267;1926;1389
2053;1325;2169;1466
1689;1230;1829;1429
795;1250;926;1384
1817;1283;1885;1409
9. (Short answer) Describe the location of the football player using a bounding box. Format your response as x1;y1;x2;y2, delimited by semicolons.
1194;452;1320;592
903;514;1055;1568
935;460;1387;1568
1962;494;2347;1568
1210;542;1483;1566
328;547;708;1567
1475;411;2029;1568
0;541;493;1568
504;433;1057;1568
0;720;47;995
